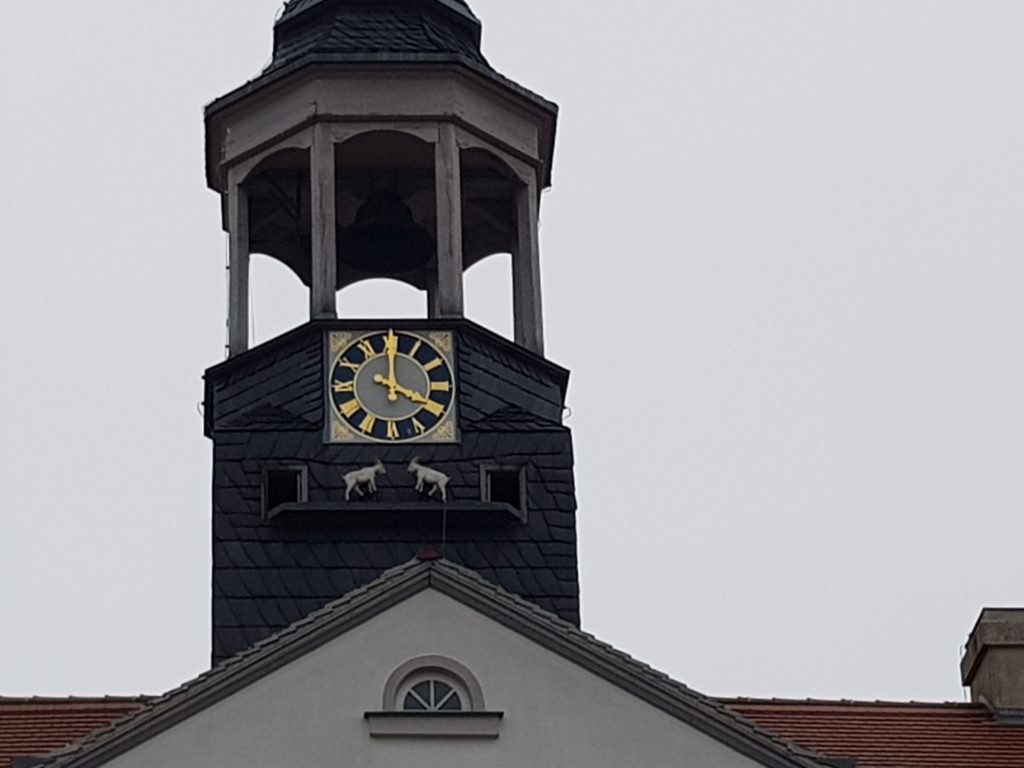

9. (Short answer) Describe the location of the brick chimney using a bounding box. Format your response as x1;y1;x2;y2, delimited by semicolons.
961;608;1024;711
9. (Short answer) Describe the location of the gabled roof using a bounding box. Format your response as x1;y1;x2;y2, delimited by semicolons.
35;557;827;768
0;699;148;768
723;698;1024;768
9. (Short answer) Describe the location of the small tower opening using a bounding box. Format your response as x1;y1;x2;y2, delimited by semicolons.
262;465;308;519
481;465;526;515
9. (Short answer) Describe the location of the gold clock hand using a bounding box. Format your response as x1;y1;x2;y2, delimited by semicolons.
372;374;428;405
384;329;399;402
391;381;429;404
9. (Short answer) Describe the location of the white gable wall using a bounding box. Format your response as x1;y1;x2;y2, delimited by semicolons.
104;589;768;768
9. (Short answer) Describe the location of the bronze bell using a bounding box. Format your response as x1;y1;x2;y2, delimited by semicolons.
339;191;435;275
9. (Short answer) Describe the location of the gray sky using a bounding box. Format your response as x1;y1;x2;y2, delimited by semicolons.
2;0;1023;702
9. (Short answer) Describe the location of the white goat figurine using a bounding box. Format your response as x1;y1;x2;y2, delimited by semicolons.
408;457;450;502
343;459;386;501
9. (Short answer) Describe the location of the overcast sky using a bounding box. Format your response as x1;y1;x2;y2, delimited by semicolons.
2;1;1023;703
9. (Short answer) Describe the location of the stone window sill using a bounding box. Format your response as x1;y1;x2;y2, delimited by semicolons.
365;711;503;738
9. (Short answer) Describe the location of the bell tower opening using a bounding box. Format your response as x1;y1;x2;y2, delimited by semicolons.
335;131;438;300
219;124;546;355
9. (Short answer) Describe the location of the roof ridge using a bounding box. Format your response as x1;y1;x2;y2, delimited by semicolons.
721;697;986;709
0;697;151;704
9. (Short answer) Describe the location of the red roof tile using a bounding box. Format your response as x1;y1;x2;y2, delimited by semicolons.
5;694;1024;768
721;698;1024;768
0;698;148;768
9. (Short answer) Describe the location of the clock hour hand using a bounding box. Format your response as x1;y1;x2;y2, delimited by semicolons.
372;374;428;405
396;384;429;405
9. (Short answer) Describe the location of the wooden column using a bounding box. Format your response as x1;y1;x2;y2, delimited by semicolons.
434;123;464;317
310;124;338;319
227;183;250;357
426;270;443;319
513;176;544;354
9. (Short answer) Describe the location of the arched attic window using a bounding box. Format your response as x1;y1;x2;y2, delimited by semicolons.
367;655;502;738
382;655;485;712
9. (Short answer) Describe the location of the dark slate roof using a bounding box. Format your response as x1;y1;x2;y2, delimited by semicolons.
270;0;487;73
218;403;318;432
36;558;829;768
462;404;567;433
280;0;479;27
204;1;558;189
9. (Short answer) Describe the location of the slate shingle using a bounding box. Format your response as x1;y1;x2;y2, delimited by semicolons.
208;321;579;663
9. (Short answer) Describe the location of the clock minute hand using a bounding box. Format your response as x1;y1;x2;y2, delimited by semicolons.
384;330;399;402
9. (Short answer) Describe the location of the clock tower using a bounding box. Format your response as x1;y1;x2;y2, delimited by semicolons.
203;0;577;662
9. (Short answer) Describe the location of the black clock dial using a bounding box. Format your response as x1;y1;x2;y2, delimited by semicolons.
328;330;455;443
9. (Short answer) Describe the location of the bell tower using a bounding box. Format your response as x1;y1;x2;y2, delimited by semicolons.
203;0;576;663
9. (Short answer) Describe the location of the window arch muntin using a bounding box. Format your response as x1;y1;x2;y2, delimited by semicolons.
382;655;486;712
399;673;467;712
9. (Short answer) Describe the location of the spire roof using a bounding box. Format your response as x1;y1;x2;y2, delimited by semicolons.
279;0;478;26
270;0;487;72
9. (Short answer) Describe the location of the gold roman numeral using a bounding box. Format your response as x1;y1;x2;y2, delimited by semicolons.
430;381;451;393
423;358;443;373
386;421;399;440
422;399;445;418
412;418;427;436
333;381;354;393
358;339;377;358
359;414;377;434
337;359;360;372
409;339;423;357
339;399;360;418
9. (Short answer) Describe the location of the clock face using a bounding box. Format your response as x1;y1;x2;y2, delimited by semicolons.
327;329;456;444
